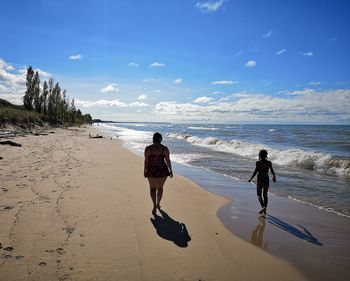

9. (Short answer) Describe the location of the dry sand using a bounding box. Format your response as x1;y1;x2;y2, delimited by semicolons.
0;127;307;281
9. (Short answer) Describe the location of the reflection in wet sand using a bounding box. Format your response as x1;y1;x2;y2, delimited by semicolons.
251;216;268;249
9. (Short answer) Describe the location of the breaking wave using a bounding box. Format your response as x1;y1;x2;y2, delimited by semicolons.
167;133;350;177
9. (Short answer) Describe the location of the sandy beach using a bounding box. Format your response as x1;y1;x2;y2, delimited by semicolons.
0;126;308;281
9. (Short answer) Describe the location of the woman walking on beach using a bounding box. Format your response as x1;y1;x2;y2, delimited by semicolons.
144;132;173;215
248;149;276;215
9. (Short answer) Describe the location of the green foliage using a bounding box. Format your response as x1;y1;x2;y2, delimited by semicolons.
1;66;92;127
0;103;42;125
23;66;34;110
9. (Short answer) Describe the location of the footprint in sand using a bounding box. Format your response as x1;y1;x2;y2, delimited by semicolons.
56;248;65;255
2;188;8;192
15;255;24;260
3;206;14;211
4;246;14;252
39;261;47;266
65;226;75;235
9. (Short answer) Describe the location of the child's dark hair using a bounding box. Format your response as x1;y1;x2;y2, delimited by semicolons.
259;149;268;160
153;132;163;144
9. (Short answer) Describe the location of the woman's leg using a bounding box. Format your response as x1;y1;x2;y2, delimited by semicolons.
156;177;167;208
262;184;269;213
148;178;158;214
256;181;264;208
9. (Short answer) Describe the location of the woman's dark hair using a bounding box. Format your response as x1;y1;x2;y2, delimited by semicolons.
259;149;268;160
153;132;163;144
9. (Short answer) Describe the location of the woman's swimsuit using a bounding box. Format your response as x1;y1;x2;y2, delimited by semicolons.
257;160;271;186
145;146;170;178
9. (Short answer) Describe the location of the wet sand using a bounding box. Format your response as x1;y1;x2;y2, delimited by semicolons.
0;126;307;281
174;163;350;281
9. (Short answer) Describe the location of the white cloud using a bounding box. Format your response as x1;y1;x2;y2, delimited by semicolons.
303;51;314;57
309;81;322;86
218;96;231;102
76;99;125;107
5;65;15;71
174;78;182;84
37;69;52;79
262;30;273;38
153;89;350;123
212;91;223;95
233;92;251;98
101;83;120;93
75;99;149;108
193;96;213;103
283;89;315;96
0;58;52;105
69;54;83;60
128;62;139;67
138;94;147;100
276;48;287;55
195;0;225;13
245;60;256;68
129;102;149;107
149;62;165;68
211;80;237;85
235;47;258;57
143;78;161;83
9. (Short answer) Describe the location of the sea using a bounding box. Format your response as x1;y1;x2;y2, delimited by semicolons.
94;122;350;218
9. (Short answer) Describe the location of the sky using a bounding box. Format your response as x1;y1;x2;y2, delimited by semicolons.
1;0;350;124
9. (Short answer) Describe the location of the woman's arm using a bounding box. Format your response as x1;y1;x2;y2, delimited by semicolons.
248;162;258;182
270;162;276;182
144;147;149;178
164;146;173;178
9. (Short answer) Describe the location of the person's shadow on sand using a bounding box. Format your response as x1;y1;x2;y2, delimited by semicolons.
150;209;191;247
267;215;323;246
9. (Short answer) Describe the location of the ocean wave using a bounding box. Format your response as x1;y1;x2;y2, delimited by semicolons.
167;133;350;177
187;126;219;131
171;153;204;165
95;123;153;140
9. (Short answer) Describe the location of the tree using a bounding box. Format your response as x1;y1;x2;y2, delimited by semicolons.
21;66;91;125
33;71;41;113
41;80;49;115
70;99;77;123
23;66;35;110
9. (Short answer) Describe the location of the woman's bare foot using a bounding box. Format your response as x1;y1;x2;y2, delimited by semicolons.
152;207;157;215
259;207;266;214
156;204;161;209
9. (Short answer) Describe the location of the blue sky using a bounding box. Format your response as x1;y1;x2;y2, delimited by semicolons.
1;0;349;123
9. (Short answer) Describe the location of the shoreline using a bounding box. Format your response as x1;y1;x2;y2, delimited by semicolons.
105;127;350;281
173;163;350;281
0;126;307;281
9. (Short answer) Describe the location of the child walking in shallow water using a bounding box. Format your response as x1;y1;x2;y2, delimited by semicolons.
248;150;276;215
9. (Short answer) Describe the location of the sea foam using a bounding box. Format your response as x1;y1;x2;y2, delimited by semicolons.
167;133;350;177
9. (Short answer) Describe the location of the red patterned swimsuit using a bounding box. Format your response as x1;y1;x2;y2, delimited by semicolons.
145;146;170;178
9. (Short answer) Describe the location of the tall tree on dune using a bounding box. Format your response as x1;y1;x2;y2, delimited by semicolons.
23;66;34;110
33;71;41;113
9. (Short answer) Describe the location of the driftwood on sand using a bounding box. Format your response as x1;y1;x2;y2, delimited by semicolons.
0;140;22;147
89;133;103;139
